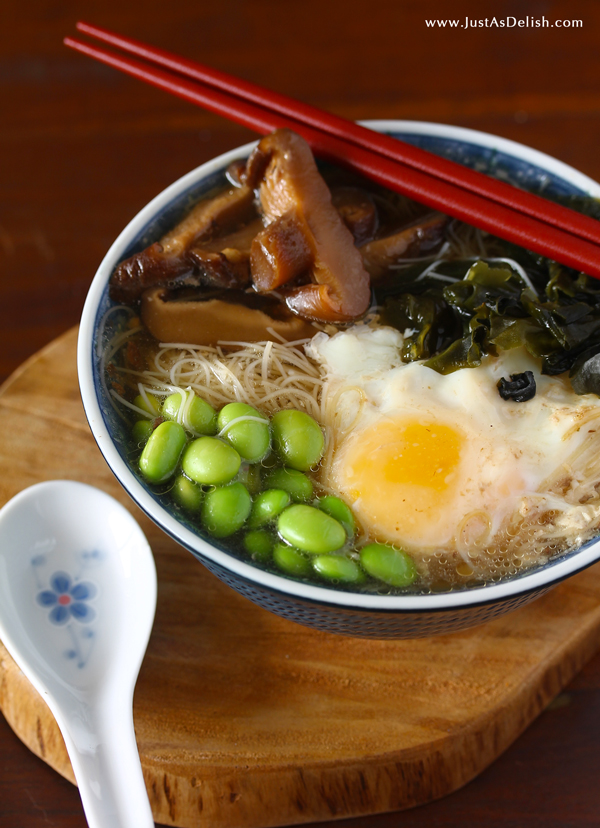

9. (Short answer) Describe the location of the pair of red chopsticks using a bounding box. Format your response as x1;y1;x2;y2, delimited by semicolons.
65;21;600;280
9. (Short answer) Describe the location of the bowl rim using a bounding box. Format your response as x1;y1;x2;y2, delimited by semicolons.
78;119;600;612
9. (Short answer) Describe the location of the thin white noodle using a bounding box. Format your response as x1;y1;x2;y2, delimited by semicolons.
109;389;153;420
418;271;459;284
96;305;136;358
416;257;458;282
103;325;140;366
217;340;264;348
262;340;273;384
265;327;288;344
217;415;268;438
388;241;452;269
137;384;158;415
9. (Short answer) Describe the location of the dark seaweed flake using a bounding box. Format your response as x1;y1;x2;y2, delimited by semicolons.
497;371;537;402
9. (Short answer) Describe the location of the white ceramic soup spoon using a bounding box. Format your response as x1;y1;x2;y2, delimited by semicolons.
0;480;156;828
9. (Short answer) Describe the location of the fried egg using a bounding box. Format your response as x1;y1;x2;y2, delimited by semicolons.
307;325;600;570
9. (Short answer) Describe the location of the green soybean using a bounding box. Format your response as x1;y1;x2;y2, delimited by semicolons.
243;529;273;562
171;474;203;512
139;421;187;484
243;463;262;495
163;392;217;435
201;482;251;537
248;489;290;528
182;437;241;485
312;555;365;584
316;495;356;537
277;504;346;554
133;392;160;416
217;402;270;462
263;467;313;502
236;462;262;494
259;451;280;470
273;543;312;577
271;410;324;471
359;543;418;588
132;419;153;445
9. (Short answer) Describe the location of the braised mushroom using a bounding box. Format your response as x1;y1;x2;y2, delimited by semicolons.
249;209;313;292
245;129;371;323
109;184;258;303
187;218;263;289
360;212;449;280
330;186;379;246
140;286;316;346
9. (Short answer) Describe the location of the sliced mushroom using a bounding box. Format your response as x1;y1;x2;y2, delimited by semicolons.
158;184;257;255
109;185;258;303
110;244;193;304
330;186;378;246
183;248;250;290
140;286;317;346
360;212;449;280
250;209;313;292
187;218;263;289
245;129;371;323
225;158;248;188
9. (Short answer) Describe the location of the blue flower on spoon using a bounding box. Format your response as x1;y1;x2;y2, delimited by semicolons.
37;571;97;625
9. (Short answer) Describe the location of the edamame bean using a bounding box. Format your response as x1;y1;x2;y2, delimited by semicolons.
201;482;251;537
273;543;311;577
263;467;313;502
182;436;241;485
237;462;262;494
132;419;153;445
260;451;279;470
359;543;418;588
217;402;270;462
248;489;291;528
312;555;365;584
277;504;346;554
243;529;273;562
163;392;217;435
316;495;355;537
244;464;262;495
271;410;324;471
139;421;187;484
171;474;203;512
133;392;160;416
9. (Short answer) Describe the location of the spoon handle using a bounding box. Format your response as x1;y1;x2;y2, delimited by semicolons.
56;693;155;828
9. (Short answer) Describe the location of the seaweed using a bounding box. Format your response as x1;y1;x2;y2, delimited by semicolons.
379;250;600;394
497;371;537;402
380;291;460;362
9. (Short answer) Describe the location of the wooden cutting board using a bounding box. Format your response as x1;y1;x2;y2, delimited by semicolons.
3;327;600;828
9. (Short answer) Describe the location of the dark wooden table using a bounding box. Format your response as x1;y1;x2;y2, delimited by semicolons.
2;1;600;825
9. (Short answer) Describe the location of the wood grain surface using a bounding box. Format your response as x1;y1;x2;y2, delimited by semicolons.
3;0;600;825
2;326;600;828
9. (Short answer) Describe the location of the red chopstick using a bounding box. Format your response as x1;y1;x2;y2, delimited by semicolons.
63;31;600;280
74;20;600;250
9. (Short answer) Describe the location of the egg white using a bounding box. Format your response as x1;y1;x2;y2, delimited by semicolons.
307;325;600;572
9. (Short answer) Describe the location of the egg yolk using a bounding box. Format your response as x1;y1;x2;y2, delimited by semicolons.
334;418;466;549
377;422;462;491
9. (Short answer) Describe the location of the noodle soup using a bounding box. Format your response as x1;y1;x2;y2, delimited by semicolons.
98;127;600;596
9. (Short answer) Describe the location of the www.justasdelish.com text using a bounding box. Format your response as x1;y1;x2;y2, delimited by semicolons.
425;17;582;28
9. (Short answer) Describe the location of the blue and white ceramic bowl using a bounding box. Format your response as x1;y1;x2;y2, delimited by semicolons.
78;121;600;639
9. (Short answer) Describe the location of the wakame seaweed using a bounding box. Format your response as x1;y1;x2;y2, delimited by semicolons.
378;234;600;395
